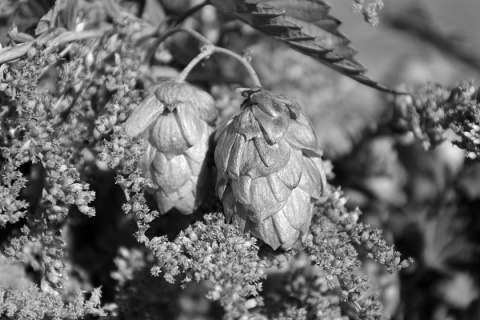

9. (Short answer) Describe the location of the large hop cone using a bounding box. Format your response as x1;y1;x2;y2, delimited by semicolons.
124;81;217;214
214;88;326;250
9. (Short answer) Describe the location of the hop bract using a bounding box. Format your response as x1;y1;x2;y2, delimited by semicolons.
214;88;326;250
124;81;217;214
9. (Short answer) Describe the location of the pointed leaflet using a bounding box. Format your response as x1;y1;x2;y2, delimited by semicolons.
124;95;164;138
208;0;400;93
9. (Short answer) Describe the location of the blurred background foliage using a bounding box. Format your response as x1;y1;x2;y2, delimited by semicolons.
1;0;480;319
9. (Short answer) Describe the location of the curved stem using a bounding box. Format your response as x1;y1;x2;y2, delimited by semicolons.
144;27;212;64
176;45;262;87
213;47;262;88
176;45;215;82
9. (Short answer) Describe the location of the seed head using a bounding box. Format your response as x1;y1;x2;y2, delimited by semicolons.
214;88;326;250
125;81;217;214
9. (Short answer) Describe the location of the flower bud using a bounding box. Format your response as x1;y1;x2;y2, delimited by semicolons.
124;81;217;214
214;88;326;250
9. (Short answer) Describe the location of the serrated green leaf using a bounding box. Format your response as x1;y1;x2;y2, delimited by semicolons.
209;0;400;93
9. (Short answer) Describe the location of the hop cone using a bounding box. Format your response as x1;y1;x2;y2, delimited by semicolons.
214;88;326;250
124;81;217;214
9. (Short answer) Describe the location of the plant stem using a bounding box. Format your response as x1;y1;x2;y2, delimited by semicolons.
138;2;208;60
145;27;212;64
213;47;262;88
176;45;215;82
176;45;262;87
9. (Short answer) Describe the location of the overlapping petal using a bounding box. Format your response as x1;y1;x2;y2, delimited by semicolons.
124;95;164;137
253;137;290;170
231;175;252;204
251;104;289;144
297;155;325;199
190;89;217;125
280;187;312;231
232;109;263;140
273;148;303;190
125;80;217;214
184;127;212;173
154;81;195;107
151;152;191;194
148;113;182;155
249;176;287;222
214;88;326;250
174;105;205;147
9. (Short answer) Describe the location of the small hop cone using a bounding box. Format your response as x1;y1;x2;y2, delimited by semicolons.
124;81;217;214
214;88;326;250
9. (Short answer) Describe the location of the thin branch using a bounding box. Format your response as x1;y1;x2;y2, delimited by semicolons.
212;47;262;88
176;45;216;82
176;45;262;88
144;27;212;64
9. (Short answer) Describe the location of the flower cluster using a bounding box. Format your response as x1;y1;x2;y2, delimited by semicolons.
352;0;385;26
0;1;421;319
391;82;480;158
302;186;412;319
391;84;449;149
0;14;146;320
1;252;104;320
446;88;480;158
263;258;346;320
148;213;265;320
318;187;413;273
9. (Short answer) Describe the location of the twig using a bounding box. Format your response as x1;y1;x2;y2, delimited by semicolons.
144;27;211;64
176;45;262;88
211;47;262;88
176;45;216;82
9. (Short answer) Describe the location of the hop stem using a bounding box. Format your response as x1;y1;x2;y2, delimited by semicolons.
213;47;262;88
147;26;262;87
145;27;212;64
176;45;216;82
176;45;262;88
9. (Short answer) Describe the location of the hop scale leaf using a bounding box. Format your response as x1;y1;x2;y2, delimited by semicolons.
214;88;327;250
124;81;218;214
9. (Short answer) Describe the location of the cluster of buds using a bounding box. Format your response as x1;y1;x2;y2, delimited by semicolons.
124;81;217;214
125;81;326;250
214;88;326;250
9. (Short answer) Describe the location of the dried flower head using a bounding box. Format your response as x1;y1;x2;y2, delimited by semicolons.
124;81;217;214
214;88;326;250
